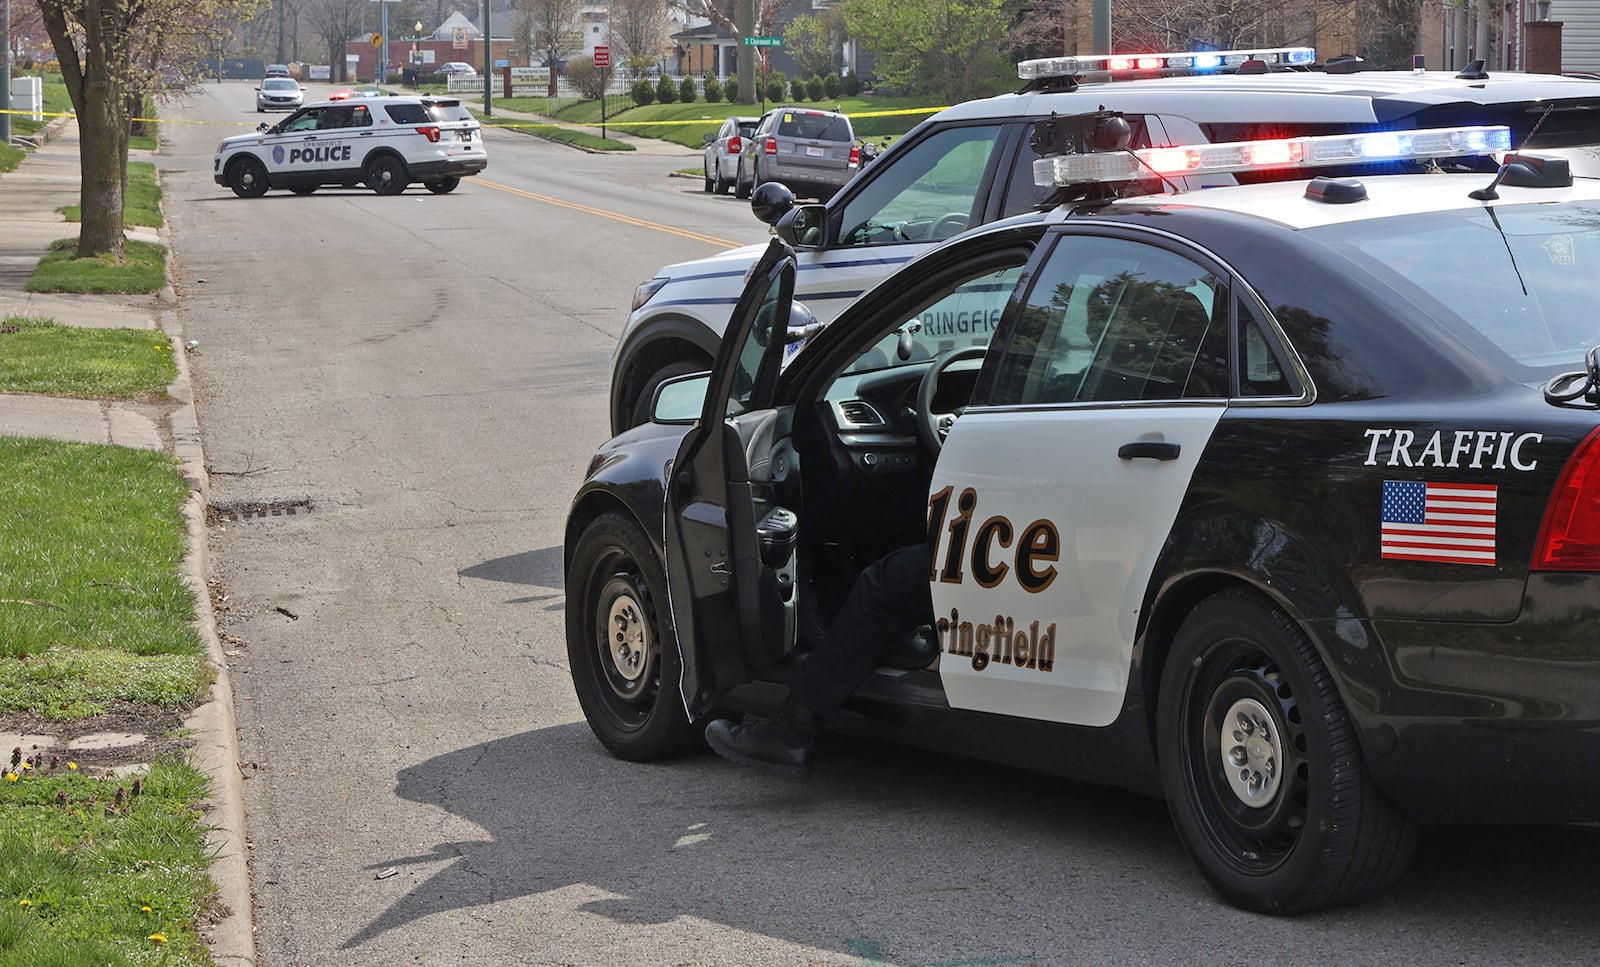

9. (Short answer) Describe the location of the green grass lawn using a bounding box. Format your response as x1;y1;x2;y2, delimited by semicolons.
0;317;176;398
0;756;218;966
0;436;208;716
478;93;941;149
28;239;167;295
59;162;162;229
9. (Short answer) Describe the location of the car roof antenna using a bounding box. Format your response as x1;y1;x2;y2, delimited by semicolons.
1470;103;1554;201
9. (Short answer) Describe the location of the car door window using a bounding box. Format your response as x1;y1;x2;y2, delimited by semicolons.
836;124;1004;248
280;109;320;133
986;235;1225;404
727;268;790;417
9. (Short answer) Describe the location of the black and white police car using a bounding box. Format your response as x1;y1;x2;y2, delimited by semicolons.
566;122;1600;913
609;48;1600;434
213;95;486;198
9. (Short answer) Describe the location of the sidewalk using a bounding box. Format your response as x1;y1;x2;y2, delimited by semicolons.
0;121;255;967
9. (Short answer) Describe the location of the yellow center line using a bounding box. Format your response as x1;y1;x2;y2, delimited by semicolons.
473;177;740;248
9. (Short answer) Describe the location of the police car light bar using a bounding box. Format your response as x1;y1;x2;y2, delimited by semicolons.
1018;47;1317;81
1032;125;1514;187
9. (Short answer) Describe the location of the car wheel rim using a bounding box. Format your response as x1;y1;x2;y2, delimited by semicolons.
1188;645;1309;871
588;556;659;726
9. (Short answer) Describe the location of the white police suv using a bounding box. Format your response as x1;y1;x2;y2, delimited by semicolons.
610;49;1600;433
569;121;1600;913
213;95;486;198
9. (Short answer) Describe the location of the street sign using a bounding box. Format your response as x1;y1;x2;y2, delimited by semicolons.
743;36;782;47
370;32;383;48
593;45;610;68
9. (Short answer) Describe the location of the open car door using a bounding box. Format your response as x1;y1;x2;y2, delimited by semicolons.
666;239;800;718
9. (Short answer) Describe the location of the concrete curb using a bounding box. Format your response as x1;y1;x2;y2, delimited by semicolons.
156;210;256;963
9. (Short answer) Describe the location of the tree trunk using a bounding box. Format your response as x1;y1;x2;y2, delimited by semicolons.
38;0;129;260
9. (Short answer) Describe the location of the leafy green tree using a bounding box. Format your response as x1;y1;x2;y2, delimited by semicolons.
782;13;838;79
842;0;1014;103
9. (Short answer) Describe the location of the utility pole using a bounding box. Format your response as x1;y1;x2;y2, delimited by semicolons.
483;0;492;116
1092;0;1111;54
1;0;11;147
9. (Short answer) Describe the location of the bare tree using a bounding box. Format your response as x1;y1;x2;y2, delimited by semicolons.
306;0;367;81
609;0;669;76
37;0;265;259
518;0;583;93
690;0;780;41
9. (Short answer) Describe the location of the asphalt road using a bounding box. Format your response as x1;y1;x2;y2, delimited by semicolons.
159;84;1600;967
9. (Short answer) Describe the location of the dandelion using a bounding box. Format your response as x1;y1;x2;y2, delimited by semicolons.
141;905;153;913
3;773;17;783
67;761;78;771
148;933;167;945
17;900;30;908
19;762;31;771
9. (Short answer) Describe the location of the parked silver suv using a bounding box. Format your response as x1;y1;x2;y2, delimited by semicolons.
736;106;856;202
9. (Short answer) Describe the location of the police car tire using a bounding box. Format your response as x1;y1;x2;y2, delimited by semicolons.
227;157;270;199
288;185;317;196
423;177;460;194
1157;590;1416;914
365;155;408;196
566;512;703;761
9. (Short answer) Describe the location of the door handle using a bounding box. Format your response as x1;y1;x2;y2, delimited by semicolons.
1118;441;1181;461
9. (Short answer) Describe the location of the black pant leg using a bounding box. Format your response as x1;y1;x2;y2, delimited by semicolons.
788;543;933;719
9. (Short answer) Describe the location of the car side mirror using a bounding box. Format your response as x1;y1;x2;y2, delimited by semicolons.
773;203;827;249
897;320;922;361
703;133;714;143
652;372;711;424
257;122;270;133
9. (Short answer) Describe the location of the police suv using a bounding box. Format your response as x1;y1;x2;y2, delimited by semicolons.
610;49;1600;434
567;121;1600;913
213;95;486;198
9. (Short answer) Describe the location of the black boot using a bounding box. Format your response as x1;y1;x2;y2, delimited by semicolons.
704;699;819;782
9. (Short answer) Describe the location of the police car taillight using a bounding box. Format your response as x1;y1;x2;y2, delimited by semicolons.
415;125;442;143
1033;125;1513;186
1017;46;1316;81
1533;428;1600;571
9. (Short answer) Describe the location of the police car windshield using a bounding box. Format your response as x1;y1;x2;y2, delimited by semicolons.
1307;200;1600;377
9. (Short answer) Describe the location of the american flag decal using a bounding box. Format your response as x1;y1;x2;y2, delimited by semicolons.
1381;480;1498;566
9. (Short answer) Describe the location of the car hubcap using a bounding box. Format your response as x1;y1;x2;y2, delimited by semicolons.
1221;697;1280;806
596;574;655;706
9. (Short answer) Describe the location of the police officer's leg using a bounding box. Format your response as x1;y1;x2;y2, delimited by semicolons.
704;543;932;780
786;543;933;722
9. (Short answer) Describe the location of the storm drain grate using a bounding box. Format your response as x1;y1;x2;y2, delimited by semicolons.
208;499;313;524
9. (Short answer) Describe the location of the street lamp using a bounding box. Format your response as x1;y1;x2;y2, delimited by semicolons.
412;20;423;87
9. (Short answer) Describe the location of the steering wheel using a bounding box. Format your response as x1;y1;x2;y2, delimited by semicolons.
916;347;987;454
932;212;970;238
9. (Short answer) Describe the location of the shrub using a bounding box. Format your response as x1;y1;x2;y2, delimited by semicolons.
824;73;840;98
766;71;786;103
807;75;824;100
631;78;655;106
842;69;860;96
656;74;677;104
726;77;739;102
679;76;697;103
567;55;608;99
703;74;723;103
